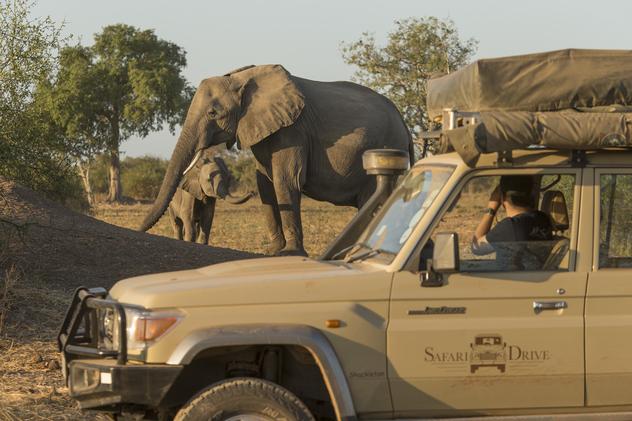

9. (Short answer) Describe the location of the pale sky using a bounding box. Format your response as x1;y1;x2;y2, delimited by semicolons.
34;0;631;159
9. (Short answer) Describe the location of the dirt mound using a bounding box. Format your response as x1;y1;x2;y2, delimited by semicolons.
0;178;258;289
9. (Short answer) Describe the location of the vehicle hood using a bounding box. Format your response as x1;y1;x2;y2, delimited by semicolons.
108;256;386;308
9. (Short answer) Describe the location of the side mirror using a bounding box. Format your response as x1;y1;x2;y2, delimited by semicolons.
421;232;459;287
433;232;459;272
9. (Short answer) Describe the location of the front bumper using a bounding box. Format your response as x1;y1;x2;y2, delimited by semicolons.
58;287;183;411
68;359;182;409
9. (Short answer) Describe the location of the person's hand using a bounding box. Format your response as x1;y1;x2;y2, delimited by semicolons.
488;185;501;211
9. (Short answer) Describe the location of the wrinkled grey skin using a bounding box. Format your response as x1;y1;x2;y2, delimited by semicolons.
167;154;253;244
140;64;413;255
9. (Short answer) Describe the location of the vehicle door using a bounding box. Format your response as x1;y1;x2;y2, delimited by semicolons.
387;168;587;418
585;168;632;406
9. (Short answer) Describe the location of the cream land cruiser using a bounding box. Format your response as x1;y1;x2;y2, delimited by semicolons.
59;49;632;420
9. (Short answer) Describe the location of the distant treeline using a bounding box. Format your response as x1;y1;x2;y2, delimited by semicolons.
87;152;256;202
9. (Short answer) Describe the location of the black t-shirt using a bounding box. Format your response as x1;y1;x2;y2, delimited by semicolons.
487;210;553;244
486;210;554;270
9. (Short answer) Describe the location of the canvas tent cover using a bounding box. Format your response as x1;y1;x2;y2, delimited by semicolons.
427;49;632;165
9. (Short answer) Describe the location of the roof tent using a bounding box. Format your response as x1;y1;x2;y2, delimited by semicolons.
426;49;632;165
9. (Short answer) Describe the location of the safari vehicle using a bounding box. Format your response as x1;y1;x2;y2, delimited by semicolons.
469;335;507;374
59;49;632;420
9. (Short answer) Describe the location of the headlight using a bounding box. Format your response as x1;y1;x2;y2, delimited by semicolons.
97;307;120;352
97;306;184;358
125;308;183;355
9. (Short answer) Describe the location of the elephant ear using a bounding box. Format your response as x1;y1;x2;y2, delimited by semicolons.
180;171;205;201
232;65;305;149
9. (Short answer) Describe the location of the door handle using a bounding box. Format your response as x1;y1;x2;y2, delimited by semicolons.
533;301;567;313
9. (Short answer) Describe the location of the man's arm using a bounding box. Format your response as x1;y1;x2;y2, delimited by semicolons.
472;185;501;255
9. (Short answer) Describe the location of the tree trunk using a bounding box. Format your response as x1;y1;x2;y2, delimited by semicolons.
77;160;94;206
107;146;122;202
106;117;122;203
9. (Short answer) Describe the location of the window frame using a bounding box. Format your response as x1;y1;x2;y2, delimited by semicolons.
404;166;582;274
594;168;632;270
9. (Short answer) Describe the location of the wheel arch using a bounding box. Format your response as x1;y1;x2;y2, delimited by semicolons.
165;324;357;421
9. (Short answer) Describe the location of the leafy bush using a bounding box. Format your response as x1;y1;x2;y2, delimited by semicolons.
0;0;89;209
87;154;168;201
121;156;168;200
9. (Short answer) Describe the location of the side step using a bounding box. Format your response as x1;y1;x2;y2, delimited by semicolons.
374;413;632;421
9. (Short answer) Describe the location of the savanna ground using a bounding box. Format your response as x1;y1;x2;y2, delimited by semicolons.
95;198;355;257
0;188;354;421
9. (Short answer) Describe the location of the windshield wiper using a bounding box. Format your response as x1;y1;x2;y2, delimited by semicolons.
344;247;382;263
330;242;369;261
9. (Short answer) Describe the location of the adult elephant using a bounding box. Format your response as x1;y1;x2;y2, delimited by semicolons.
140;65;412;255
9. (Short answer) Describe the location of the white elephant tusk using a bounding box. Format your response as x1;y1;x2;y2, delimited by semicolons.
183;150;203;175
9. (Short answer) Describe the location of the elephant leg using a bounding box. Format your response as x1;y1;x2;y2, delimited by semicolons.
274;184;305;256
168;206;183;240
271;147;307;256
183;222;195;242
197;198;216;245
181;194;196;242
256;170;285;255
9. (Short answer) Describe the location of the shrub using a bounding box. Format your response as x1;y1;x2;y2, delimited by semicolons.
0;0;88;208
121;156;168;200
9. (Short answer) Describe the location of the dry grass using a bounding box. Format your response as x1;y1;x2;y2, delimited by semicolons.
93;197;356;257
0;194;355;420
0;265;18;335
0;271;106;421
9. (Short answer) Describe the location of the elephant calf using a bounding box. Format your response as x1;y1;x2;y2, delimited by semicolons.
168;154;253;244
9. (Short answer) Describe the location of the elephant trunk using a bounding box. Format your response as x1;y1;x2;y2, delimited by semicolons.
139;127;197;232
224;191;254;205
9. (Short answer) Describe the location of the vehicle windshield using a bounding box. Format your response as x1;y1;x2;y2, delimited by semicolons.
352;165;454;262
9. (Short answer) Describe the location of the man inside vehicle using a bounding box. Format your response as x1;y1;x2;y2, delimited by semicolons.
472;176;553;267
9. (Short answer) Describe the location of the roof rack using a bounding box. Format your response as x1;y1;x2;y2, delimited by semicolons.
442;108;480;130
417;108;480;142
418;108;597;168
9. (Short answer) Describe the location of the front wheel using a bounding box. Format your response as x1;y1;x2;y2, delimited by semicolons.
174;378;315;421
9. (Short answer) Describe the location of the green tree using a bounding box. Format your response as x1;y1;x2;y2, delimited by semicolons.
341;17;477;156
37;46;111;205
42;24;193;202
0;0;85;206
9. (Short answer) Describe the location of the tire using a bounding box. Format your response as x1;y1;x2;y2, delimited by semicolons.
174;377;315;421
